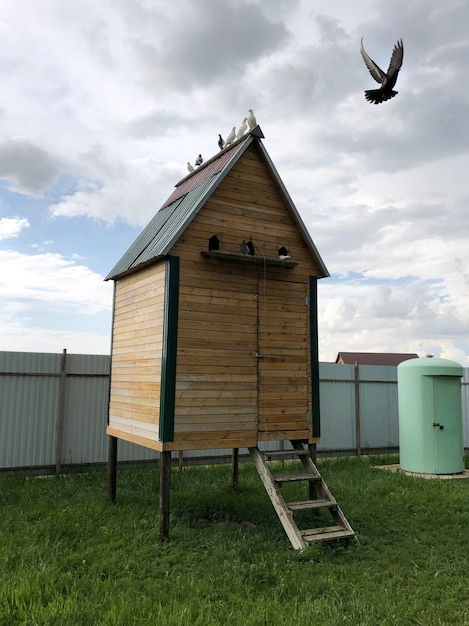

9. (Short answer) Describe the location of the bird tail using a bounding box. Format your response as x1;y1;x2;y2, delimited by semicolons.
364;89;398;104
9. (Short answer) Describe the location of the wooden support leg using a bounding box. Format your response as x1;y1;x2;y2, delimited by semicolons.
231;448;239;490
159;451;172;540
308;443;319;502
107;435;118;504
308;443;317;464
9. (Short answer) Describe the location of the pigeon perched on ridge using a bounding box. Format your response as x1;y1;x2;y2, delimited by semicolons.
236;118;248;139
224;126;236;147
218;134;224;150
187;162;195;173
360;37;404;104
195;154;203;166
247;109;257;130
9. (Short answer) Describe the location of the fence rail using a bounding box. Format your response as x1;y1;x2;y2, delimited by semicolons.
1;351;468;473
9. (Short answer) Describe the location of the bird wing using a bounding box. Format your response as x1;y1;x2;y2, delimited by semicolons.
386;39;404;77
360;38;387;84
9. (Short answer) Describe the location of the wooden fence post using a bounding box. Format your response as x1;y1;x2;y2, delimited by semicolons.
55;348;67;474
354;361;361;457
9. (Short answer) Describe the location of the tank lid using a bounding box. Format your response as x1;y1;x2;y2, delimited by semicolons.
398;356;463;376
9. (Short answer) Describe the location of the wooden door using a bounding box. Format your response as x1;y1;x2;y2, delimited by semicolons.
173;273;260;450
256;277;311;441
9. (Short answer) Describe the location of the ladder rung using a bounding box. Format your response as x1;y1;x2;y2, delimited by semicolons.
301;525;344;536
264;449;309;457
301;527;355;542
274;473;321;484
287;498;336;511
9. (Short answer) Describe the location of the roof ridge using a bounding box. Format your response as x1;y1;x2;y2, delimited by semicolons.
175;125;265;187
160;126;264;211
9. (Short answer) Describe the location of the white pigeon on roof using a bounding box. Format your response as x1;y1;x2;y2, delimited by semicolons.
247;109;257;130
224;126;236;147
195;154;203;166
187;162;195;173
236;118;248;139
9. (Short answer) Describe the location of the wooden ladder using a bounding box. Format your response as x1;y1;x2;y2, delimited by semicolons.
249;441;354;550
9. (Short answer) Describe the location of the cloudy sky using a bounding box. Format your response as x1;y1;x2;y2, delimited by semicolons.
1;0;469;363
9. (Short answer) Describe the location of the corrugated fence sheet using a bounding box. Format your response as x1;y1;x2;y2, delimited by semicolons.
0;351;60;468
0;351;468;471
317;363;356;452
462;368;469;449
358;364;399;450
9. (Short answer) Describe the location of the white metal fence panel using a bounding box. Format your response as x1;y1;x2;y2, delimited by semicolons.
0;352;60;468
462;369;469;448
1;351;468;471
317;363;356;452
359;365;399;451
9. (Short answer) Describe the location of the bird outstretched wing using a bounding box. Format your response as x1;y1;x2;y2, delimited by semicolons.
386;39;404;78
360;38;387;84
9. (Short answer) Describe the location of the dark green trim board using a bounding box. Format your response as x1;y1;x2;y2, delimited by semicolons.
159;255;180;442
107;281;117;427
309;277;321;439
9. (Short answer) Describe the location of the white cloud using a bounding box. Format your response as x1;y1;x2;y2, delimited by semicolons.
0;249;113;353
0;0;469;364
0;217;29;239
318;277;469;364
48;155;181;226
0;250;112;315
0;316;111;354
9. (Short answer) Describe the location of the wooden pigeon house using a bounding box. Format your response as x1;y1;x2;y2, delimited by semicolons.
105;126;354;548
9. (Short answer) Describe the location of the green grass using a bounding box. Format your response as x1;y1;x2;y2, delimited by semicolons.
1;455;469;625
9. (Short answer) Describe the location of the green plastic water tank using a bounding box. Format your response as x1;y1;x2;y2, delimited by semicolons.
398;356;464;474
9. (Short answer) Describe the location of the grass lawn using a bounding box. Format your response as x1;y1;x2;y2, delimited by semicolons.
1;455;469;625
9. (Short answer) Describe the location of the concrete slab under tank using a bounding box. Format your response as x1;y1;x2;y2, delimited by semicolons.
373;464;469;480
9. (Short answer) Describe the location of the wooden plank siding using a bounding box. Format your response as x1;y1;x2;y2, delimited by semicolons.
257;277;311;440
167;143;319;449
172;273;259;449
107;262;166;449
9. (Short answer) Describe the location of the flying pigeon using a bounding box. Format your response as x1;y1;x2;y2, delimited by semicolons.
239;239;250;255
360;37;404;104
218;134;224;150
224;126;236;147
236;118;248;139
195;154;203;166
187;162;195;173
247;109;257;130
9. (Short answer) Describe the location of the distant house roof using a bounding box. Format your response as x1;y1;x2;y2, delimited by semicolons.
105;125;329;281
335;352;419;366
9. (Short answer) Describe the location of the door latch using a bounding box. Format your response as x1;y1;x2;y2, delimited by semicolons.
433;422;444;430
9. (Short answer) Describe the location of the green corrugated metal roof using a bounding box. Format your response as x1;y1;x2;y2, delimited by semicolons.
105;127;329;280
105;180;217;280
